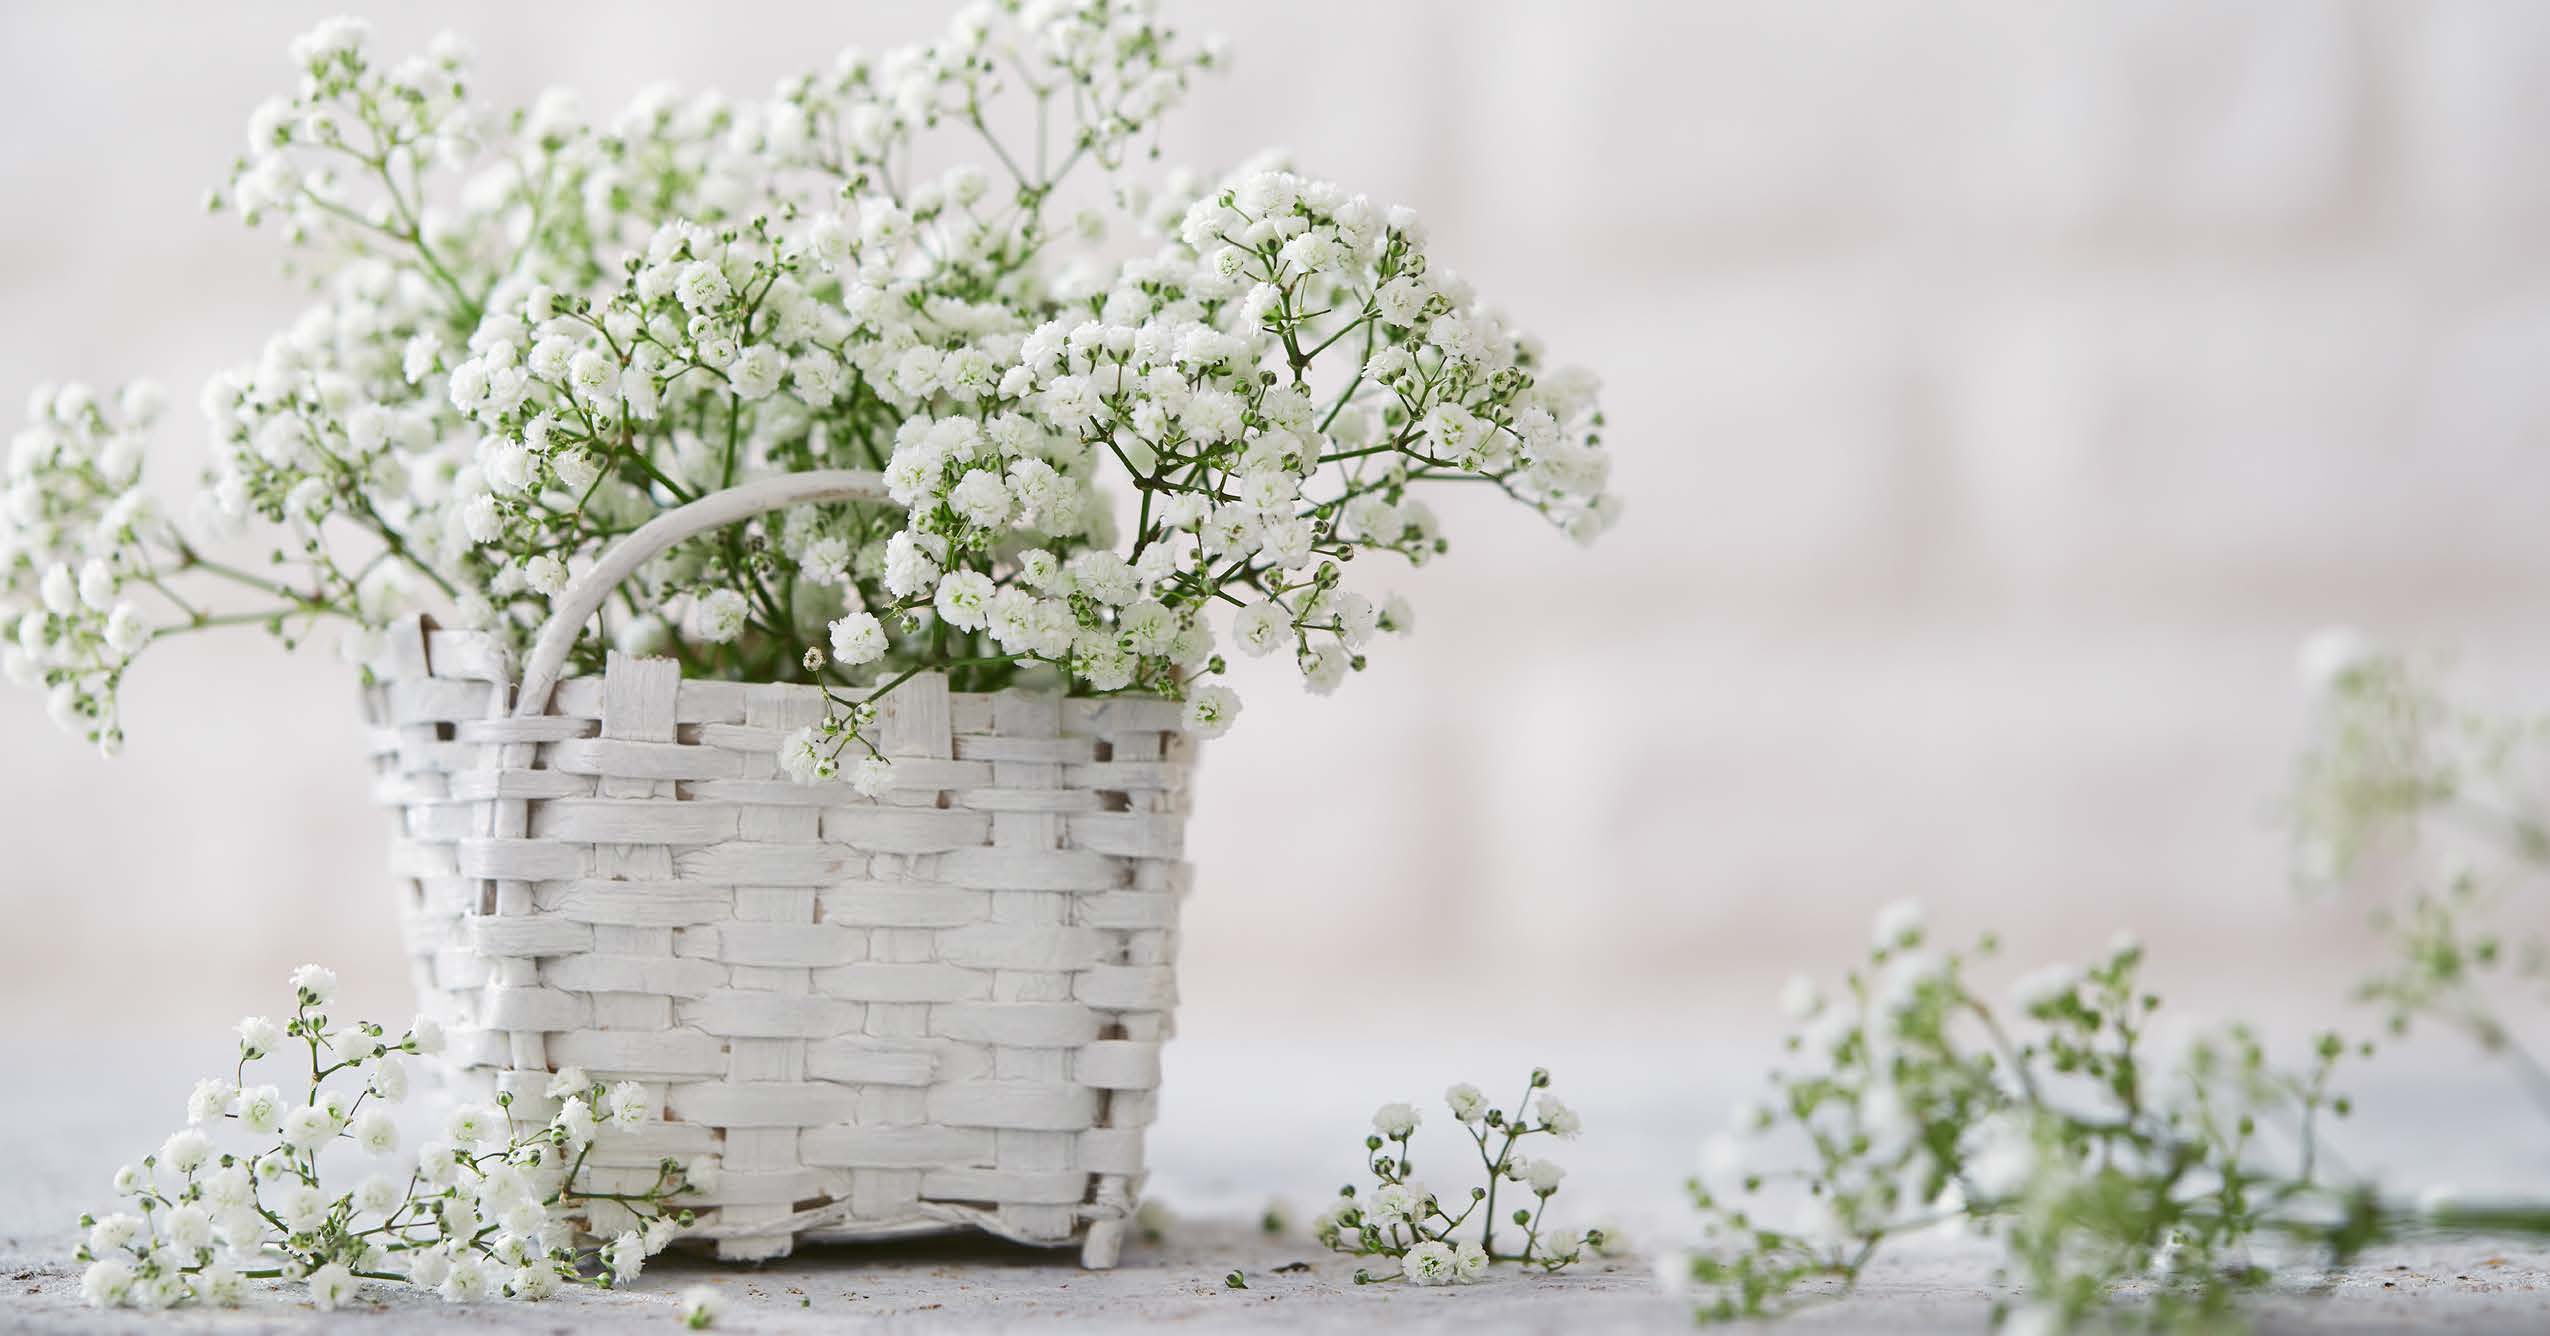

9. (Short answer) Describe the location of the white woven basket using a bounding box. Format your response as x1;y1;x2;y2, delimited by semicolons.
356;471;1196;1268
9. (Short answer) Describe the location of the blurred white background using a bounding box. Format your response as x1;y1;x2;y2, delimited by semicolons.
6;1;2550;1052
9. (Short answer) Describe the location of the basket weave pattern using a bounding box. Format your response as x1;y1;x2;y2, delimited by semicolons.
360;616;1193;1267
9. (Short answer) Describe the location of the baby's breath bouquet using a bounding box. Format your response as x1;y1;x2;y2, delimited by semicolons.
3;1;1618;778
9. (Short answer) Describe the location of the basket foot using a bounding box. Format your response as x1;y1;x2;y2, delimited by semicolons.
715;1233;796;1263
1080;1219;1124;1270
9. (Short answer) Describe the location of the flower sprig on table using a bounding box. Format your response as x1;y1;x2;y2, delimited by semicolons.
1661;902;2399;1332
2289;629;2550;1123
76;964;702;1313
6;1;1619;767
1312;1068;1602;1285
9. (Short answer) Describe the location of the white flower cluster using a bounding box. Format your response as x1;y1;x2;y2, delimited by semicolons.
1313;1068;1600;1284
10;3;1618;767
77;964;701;1313
3;383;178;754
2287;633;2550;1123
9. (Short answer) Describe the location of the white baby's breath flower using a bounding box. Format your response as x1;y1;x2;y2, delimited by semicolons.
2296;625;2374;696
1779;974;1824;1021
447;1104;500;1146
440;1198;481;1243
566;349;619;407
1180;684;1240;738
40;564;76;615
104;604;149;654
353;1107;399;1155
87;1213;140;1253
370;1050;410;1102
933;569;995;631
695;589;749;643
158;1129;213;1174
184;1077;235;1127
778;725;839;784
191;1264;245;1308
1232;602;1289;656
551;448;602;494
949;468;1012;529
82;1258;137;1309
883;531;940;598
236;1085;285;1135
1403;1239;1457;1285
827;611;885;666
552;1096;599;1151
326;1027;382;1066
461;494;501;544
354;1173;403;1215
1364;1182;1419;1226
1964;1115;2042;1201
850;754;895;798
673;261;731;313
1878;949;1943;1014
1445;1083;1486;1124
1382;593;1414;633
729;346;785;401
202;1165;253;1211
275;1182;329;1234
405;1247;452;1290
438;1254;492;1303
1872;898;1926;950
605;1230;647;1285
1371;1102;1421;1138
681;1284;724;1328
282;1104;337;1152
1297;643;1348;695
522;553;568;598
236;1016;281;1057
290;963;338;1005
1861;1082;1916;1152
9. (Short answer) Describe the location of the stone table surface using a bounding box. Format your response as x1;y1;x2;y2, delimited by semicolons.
5;1035;2549;1333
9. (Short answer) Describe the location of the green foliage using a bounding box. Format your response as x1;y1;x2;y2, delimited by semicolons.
1668;912;2380;1331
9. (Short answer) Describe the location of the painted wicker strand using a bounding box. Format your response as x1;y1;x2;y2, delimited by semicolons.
358;471;1195;1268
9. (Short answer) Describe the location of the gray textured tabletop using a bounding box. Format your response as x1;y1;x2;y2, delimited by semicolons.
6;1036;2547;1333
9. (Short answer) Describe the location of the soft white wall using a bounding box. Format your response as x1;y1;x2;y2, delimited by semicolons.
4;2;2549;1042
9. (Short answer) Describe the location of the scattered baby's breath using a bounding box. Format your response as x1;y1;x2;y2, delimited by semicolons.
1315;1068;1599;1285
75;965;699;1313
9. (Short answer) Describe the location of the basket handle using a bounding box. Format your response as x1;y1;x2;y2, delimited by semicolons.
512;469;890;718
